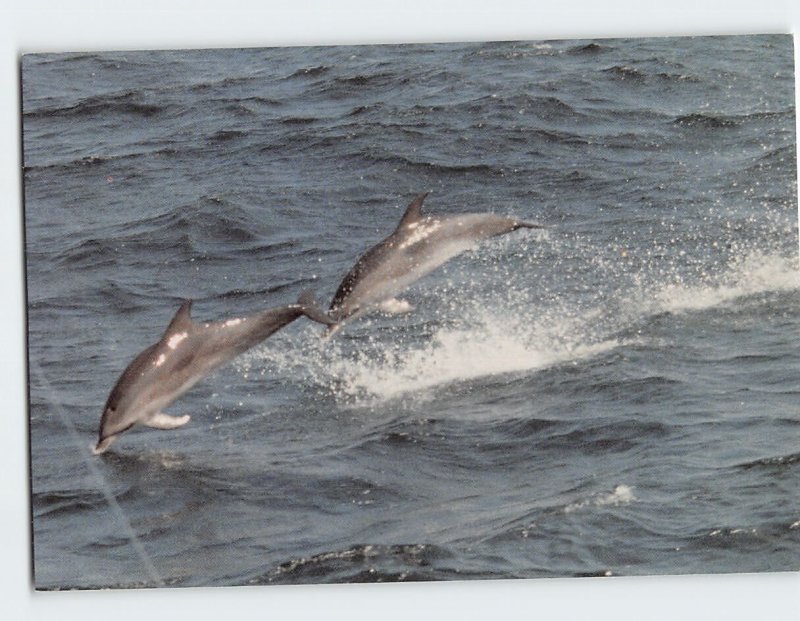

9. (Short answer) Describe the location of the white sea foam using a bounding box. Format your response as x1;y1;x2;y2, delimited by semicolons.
323;315;619;403
564;484;636;514
652;251;798;314
327;254;798;402
240;299;622;407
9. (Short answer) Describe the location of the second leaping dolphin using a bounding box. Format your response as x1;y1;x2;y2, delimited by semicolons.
93;291;334;454
325;192;543;336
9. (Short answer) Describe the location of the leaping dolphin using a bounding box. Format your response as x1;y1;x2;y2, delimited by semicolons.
325;192;543;336
93;291;334;454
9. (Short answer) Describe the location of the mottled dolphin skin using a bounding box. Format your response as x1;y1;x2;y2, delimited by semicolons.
326;192;543;336
93;291;334;454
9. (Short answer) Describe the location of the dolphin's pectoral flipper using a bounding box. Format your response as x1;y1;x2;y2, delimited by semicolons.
513;221;546;230
379;297;414;315
92;435;117;455
144;412;192;430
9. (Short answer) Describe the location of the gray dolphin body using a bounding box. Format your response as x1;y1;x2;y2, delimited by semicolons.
94;291;333;454
326;192;543;336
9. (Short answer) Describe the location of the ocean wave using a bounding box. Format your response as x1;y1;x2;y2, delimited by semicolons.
24;52;95;66
252;543;457;584
335;72;403;87
279;116;319;125
673;112;740;129
672;109;793;130
490;415;561;439
312;71;410;99
483;483;640;549
755;143;796;164
736;452;800;470
463;42;557;61
601;64;701;85
540;421;667;456
602;65;647;82
53;196;267;269
29;282;156;316
225;95;283;107
363;152;505;176
688;525;774;552
460;93;582;121
567;42;612;55
742;143;798;176
24;90;165;119
655;71;701;83
530;128;592;145
23;145;183;174
208;129;247;142
54;232;180;270
130;196;261;241
32;489;106;518
348;103;384;116
285;65;330;79
54;238;123;269
188;75;259;92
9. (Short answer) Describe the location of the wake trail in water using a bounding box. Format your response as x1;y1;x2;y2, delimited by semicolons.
240;246;798;406
319;316;620;402
650;251;798;314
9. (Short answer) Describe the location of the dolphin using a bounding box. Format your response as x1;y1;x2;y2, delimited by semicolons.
325;192;543;336
93;291;334;454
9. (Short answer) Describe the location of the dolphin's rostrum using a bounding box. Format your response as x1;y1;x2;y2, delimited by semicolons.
326;192;543;336
94;291;334;454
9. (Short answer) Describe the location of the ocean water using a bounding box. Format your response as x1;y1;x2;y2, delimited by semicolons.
21;34;799;589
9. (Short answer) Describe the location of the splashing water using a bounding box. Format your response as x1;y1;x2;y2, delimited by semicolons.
240;246;797;407
651;251;798;314
319;315;620;403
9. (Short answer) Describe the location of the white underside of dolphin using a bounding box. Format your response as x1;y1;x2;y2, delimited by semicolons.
93;291;334;454
325;192;543;337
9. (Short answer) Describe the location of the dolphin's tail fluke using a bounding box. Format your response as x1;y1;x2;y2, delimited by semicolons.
297;291;337;326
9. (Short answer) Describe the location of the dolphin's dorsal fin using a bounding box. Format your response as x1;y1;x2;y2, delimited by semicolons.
396;192;430;230
163;299;193;337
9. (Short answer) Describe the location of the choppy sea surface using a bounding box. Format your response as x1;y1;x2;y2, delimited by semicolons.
22;35;799;589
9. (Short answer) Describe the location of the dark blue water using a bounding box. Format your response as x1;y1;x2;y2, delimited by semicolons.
22;35;800;590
